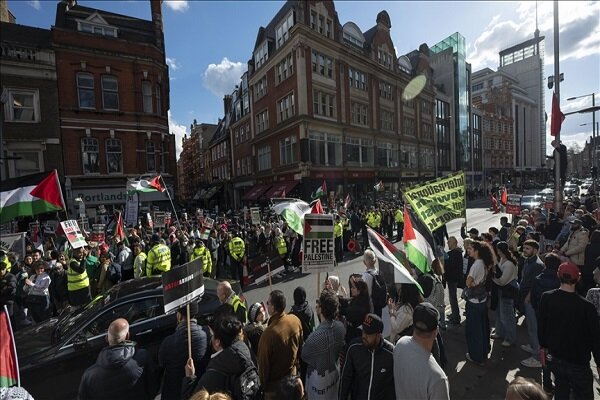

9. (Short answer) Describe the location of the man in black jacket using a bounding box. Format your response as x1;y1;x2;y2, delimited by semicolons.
78;318;158;400
339;313;395;400
158;302;208;400
444;236;463;325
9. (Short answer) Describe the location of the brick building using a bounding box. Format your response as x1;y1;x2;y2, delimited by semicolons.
178;121;217;203
52;0;176;215
1;22;63;181
235;1;436;207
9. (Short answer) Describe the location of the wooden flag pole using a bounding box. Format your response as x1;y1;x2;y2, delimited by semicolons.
186;303;192;360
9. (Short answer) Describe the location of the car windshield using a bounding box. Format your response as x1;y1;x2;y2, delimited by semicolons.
56;293;112;341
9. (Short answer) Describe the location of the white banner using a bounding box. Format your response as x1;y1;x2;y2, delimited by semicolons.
125;192;139;228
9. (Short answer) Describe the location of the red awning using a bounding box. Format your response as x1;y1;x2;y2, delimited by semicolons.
262;181;299;199
242;184;272;201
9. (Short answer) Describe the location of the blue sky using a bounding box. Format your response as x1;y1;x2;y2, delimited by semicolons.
10;1;600;159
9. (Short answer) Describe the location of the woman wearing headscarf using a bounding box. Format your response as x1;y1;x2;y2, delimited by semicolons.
243;302;267;363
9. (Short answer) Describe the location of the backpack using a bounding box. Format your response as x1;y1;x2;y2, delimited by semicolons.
107;263;122;284
368;270;388;310
219;364;261;400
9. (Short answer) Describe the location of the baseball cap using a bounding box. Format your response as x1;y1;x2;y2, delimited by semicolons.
413;302;439;332
362;313;384;334
557;262;580;281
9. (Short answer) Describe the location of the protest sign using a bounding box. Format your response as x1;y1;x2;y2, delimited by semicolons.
506;194;523;215
248;251;285;284
43;220;58;235
77;217;90;233
124;192;139;228
544;196;554;210
303;214;335;273
154;211;166;228
203;217;214;229
250;208;261;225
146;213;154;229
89;224;106;243
162;258;205;314
0;232;26;258
60;220;88;249
403;171;467;232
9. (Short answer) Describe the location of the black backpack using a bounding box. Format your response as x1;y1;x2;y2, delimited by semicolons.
221;364;262;400
368;270;388;310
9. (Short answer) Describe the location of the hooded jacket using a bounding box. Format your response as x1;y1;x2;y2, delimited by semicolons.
289;286;315;341
78;341;157;400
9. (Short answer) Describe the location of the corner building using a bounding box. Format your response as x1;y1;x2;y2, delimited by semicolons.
245;0;436;203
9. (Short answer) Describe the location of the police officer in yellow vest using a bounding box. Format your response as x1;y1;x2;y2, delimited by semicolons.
146;234;171;277
217;280;247;324
228;232;246;288
190;238;212;277
67;246;92;309
334;215;344;263
395;207;404;242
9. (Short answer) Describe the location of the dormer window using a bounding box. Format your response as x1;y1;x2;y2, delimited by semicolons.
254;41;269;69
77;13;117;38
276;11;294;49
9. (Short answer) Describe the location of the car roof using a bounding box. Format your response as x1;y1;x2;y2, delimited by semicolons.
107;276;222;302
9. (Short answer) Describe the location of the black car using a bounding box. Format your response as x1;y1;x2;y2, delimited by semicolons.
16;277;241;400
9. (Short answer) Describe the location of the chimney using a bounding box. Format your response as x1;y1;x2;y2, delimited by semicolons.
150;0;163;49
223;95;233;115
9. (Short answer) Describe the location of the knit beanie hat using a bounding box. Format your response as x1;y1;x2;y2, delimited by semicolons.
248;303;264;323
293;286;307;305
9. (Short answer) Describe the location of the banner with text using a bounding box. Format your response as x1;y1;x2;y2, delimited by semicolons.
162;258;205;314
303;214;335;273
60;220;88;249
0;232;26;258
506;194;523;215
248;250;285;284
403;171;467;232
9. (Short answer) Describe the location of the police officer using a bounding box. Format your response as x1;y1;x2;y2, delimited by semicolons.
67;246;92;309
394;207;404;242
274;228;288;270
190;238;212;277
228;232;246;288
334;215;344;263
146;234;171;276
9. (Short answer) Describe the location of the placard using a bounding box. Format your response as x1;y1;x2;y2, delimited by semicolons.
506;194;523;215
250;207;261;225
154;211;166;228
89;224;106;243
124;192;139;228
203;217;214;229
77;217;90;233
60;220;88;249
248;251;285;284
146;212;154;229
29;222;40;244
162;258;205;314
302;214;335;273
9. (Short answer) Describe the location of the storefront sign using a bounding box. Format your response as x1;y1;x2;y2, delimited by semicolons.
74;186;172;206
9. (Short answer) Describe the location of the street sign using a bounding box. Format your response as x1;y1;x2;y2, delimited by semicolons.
60;220;88;249
162;258;205;315
506;194;522;215
302;213;335;273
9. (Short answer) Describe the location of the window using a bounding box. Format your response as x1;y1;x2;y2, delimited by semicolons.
235;101;241;120
254;76;267;100
403;98;414;108
4;89;39;122
421;100;432;116
106;138;122;174
310;8;332;38
276;53;294;84
472;83;483;91
379;81;393;100
276;11;294;49
422;122;433;140
351;102;368;126
254;41;268;69
345;137;373;166
11;151;42;177
280;136;297;165
421;148;434;169
155;84;162;116
403;117;415;136
376;142;399;167
77;73;95;109
309;132;342;166
278;93;295;122
159;141;167;173
81;298;161;339
256;110;269;133
81;138;99;174
101;76;119;110
146;141;156;172
343;32;363;48
313;90;335;118
78;22;117;38
257;145;271;171
348;67;367;90
380;109;394;131
400;144;418;169
142;81;153;114
311;51;334;78
378;49;393;68
243;94;249;115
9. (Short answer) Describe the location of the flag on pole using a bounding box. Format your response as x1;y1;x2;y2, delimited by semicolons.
272;199;312;235
126;175;165;193
367;227;422;293
0;306;19;387
344;194;352;209
311;180;327;199
403;205;436;274
374;180;384;192
115;212;127;244
310;199;324;214
0;170;65;223
550;91;565;137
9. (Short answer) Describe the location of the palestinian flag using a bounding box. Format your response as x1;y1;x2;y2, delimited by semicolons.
403;205;436;274
374;180;384;192
311;180;327;199
0;306;19;387
310;199;324;214
127;176;165;193
0;170;65;223
304;214;334;239
367;227;422;292
272;199;311;235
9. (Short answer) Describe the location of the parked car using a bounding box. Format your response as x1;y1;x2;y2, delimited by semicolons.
564;183;580;196
537;188;554;200
521;195;544;211
16;277;243;400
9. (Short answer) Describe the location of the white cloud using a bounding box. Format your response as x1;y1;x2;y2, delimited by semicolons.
561;96;592;113
202;57;245;99
166;57;179;70
28;0;41;10
168;110;189;160
164;0;189;12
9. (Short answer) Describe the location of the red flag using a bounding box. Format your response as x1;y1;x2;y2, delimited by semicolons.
310;199;324;214
0;306;19;387
148;175;165;192
115;212;126;242
550;91;565;137
501;189;508;206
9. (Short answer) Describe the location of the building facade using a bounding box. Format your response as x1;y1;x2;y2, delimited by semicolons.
178;121;218;203
1;22;63;181
52;1;176;215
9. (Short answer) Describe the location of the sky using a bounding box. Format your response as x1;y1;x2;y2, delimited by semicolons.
9;0;600;160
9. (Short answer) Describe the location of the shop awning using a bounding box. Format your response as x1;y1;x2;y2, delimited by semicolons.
263;181;299;199
242;184;272;201
201;186;221;200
